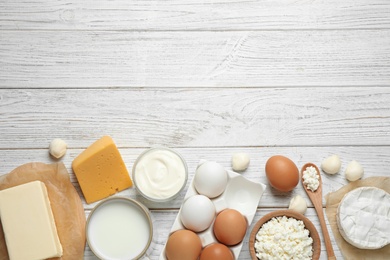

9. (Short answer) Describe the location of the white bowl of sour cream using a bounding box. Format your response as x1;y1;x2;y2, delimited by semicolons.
86;197;153;260
132;147;188;202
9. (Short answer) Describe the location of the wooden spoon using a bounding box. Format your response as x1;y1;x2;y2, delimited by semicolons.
301;163;336;260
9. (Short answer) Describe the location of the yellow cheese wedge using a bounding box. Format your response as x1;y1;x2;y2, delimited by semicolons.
0;181;63;260
72;135;132;203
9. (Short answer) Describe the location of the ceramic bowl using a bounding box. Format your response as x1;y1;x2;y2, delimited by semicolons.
249;210;321;260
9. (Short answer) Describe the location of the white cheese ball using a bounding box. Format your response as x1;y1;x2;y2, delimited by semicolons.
231;153;250;172
288;195;307;215
49;138;67;159
345;160;364;181
321;154;341;174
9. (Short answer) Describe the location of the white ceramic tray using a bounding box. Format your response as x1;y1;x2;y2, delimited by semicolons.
159;160;266;260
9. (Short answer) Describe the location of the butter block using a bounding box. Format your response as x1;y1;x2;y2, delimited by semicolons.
72;135;132;204
0;181;63;260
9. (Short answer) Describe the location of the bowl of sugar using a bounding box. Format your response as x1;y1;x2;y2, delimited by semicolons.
86;197;153;260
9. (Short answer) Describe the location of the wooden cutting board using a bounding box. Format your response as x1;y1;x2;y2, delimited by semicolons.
0;162;86;260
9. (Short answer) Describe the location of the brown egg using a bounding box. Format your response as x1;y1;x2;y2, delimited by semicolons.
213;209;247;246
165;229;202;260
200;243;234;260
265;155;299;192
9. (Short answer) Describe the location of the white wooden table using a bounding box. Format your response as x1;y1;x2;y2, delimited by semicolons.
1;1;390;259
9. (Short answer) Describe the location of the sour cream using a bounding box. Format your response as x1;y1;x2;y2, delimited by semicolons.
87;198;152;260
133;148;188;201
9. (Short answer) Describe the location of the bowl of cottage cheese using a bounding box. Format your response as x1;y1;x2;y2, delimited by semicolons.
249;210;320;260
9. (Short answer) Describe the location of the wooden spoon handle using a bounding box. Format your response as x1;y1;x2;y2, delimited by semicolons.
312;198;336;260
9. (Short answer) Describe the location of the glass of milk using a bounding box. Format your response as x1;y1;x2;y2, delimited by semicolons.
86;197;153;260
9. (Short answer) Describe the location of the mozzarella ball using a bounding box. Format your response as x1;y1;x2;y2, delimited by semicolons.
321;154;341;174
49;138;67;159
345;160;364;181
231;153;250;172
288;195;307;215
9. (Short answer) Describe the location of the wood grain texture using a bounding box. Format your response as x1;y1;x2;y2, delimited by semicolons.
302;163;336;259
0;146;383;260
1;88;389;148
1;1;390;259
82;208;343;259
1;30;390;88
0;146;389;210
1;0;390;30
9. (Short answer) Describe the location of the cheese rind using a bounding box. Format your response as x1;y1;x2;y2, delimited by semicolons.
72;135;132;204
336;187;390;249
0;181;63;260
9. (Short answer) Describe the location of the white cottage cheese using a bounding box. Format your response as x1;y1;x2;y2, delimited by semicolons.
254;216;313;260
302;166;319;192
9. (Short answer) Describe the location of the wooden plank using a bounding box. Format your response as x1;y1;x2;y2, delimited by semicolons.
0;145;356;259
82;208;342;260
0;30;390;88
1;88;389;148
0;0;390;30
1;146;389;210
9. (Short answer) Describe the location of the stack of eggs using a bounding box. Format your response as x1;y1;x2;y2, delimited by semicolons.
163;161;266;260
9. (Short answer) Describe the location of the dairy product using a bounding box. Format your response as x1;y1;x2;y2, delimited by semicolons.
302;166;320;192
0;181;63;260
72;136;133;204
321;154;341;175
133;148;187;201
254;216;313;260
337;187;390;249
344;160;364;181
288;195;307;215
87;198;152;259
231;152;250;172
49;138;67;158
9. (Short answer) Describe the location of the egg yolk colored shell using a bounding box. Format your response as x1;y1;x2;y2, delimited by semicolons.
165;229;202;260
265;155;299;192
200;243;234;260
213;209;247;246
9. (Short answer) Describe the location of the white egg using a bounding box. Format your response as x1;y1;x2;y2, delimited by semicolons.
180;195;215;232
194;161;228;198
